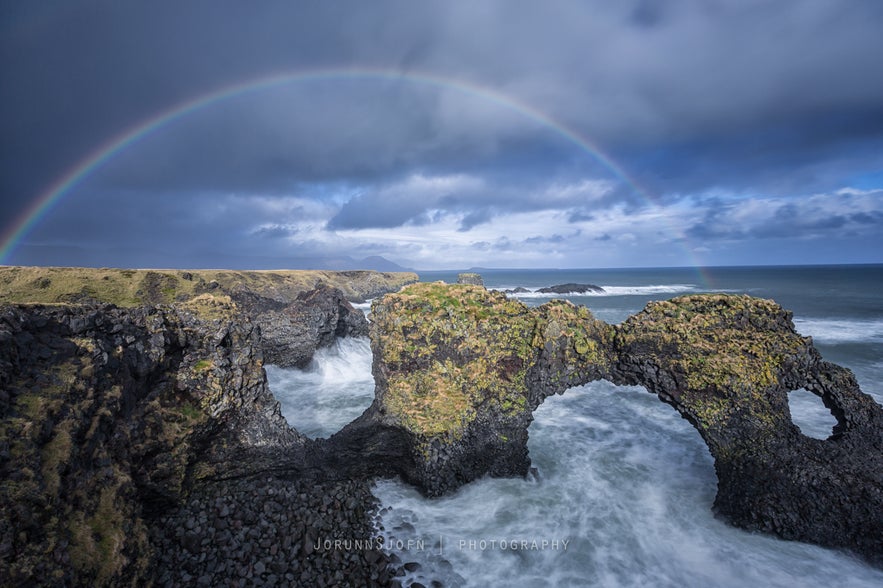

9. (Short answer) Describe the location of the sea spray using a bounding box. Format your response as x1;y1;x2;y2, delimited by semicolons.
792;317;883;343
372;382;883;588
266;336;374;438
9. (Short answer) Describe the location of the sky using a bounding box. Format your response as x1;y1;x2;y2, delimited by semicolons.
1;0;882;271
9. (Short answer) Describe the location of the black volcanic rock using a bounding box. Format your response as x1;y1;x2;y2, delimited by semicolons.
0;300;304;585
537;283;604;294
4;281;882;584
233;284;368;368
456;272;484;286
612;295;883;564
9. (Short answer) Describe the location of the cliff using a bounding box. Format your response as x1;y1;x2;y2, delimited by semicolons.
0;266;418;306
0;267;415;586
0;266;417;368
0;299;301;584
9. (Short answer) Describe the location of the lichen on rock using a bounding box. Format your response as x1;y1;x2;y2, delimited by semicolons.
372;283;536;430
366;282;613;495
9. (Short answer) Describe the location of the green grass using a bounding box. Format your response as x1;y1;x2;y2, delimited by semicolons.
0;266;418;306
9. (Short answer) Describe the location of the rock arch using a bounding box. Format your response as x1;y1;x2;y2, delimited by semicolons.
332;282;883;564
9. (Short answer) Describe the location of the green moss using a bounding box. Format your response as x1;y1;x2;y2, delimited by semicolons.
41;422;73;497
617;294;806;433
371;283;619;447
0;266;417;307
177;401;203;421
193;359;214;373
373;283;538;440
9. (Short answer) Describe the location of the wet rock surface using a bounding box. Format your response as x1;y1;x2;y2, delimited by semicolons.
3;279;882;584
536;283;604;294
612;295;883;563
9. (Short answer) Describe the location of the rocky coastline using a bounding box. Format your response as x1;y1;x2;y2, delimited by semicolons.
344;283;882;565
0;269;413;586
2;270;882;585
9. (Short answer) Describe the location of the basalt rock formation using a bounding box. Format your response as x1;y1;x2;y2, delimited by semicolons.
0;298;304;584
231;284;369;368
456;272;484;286
360;282;883;564
536;282;605;294
0;297;398;586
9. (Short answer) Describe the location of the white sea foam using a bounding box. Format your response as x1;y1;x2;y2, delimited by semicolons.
352;299;373;312
373;382;883;587
498;284;698;298
793;318;883;343
265;337;375;438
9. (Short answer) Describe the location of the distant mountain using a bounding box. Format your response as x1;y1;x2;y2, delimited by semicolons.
300;255;413;272
355;256;413;272
7;243;414;273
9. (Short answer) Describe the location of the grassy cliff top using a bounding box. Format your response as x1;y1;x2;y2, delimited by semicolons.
0;266;418;307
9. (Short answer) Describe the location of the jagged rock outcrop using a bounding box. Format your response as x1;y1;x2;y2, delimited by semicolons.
360;283;883;564
3;277;881;583
0;293;403;586
612;295;883;563
0;299;306;585
232;284;368;368
456;272;484;286
342;283;613;496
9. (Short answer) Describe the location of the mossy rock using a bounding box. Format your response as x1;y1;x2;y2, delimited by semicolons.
372;283;538;441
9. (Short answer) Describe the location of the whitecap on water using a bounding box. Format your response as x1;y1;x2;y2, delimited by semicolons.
266;326;883;586
499;284;698;299
793;317;883;344
374;382;883;587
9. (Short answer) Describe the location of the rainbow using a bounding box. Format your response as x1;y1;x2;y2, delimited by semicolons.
0;67;703;274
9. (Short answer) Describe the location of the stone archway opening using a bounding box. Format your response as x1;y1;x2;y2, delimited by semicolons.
265;337;375;439
787;387;838;440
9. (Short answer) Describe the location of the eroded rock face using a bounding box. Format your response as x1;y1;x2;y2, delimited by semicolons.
612;295;883;562
362;283;614;495
0;300;301;585
3;280;880;582
366;284;883;563
233;284;368;368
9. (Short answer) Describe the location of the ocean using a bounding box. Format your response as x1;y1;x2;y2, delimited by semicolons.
266;265;883;587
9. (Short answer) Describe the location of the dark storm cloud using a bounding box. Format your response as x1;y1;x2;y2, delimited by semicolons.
2;0;882;267
685;190;883;242
327;174;618;231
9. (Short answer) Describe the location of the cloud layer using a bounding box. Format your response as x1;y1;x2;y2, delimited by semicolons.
1;0;882;268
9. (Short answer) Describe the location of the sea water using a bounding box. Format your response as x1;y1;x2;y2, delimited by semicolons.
266;265;883;587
